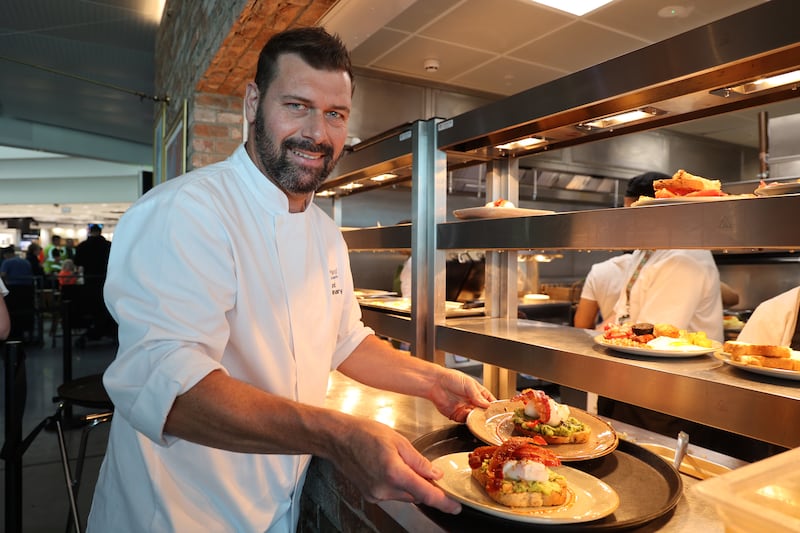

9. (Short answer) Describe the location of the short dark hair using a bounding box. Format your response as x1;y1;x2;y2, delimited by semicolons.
625;171;671;199
254;27;353;95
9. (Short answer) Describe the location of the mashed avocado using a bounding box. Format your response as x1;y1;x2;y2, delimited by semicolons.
512;409;586;437
511;472;565;495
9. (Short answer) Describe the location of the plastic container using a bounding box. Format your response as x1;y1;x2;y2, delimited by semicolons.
692;447;800;533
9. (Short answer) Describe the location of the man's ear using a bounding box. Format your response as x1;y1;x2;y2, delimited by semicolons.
244;82;259;123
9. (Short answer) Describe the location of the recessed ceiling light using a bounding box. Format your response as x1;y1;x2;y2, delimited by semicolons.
530;0;614;16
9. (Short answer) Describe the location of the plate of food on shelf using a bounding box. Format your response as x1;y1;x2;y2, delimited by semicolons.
723;314;746;332
630;169;755;206
466;388;618;461
753;177;800;197
715;341;800;381
432;438;619;524
594;322;721;357
453;198;554;220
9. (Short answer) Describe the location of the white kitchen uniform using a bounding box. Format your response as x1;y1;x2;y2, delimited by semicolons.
87;145;373;532
580;254;633;329
737;286;800;346
0;277;8;297
609;249;724;342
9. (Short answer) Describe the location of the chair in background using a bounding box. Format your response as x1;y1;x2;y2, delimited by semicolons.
20;373;113;533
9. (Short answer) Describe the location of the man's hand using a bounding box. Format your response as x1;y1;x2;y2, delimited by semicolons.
428;368;495;422
327;416;462;514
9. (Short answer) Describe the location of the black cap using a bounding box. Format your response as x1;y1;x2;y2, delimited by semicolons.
625;171;671;199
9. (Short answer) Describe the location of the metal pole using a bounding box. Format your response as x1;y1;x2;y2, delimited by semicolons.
4;340;26;533
758;111;769;180
62;300;74;420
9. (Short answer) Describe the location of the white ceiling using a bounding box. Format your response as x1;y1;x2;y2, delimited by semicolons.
3;0;798;226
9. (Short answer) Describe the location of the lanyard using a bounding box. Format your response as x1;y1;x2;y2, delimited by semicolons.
619;249;655;324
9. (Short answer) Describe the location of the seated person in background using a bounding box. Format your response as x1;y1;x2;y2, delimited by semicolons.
25;243;45;278
0;277;10;340
58;259;79;287
573;253;632;329
736;285;800;348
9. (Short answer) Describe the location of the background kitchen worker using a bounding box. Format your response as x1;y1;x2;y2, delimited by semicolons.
573;253;632;329
597;172;780;461
87;27;494;533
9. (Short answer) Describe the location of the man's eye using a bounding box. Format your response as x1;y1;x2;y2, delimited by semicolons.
288;102;307;112
327;111;346;122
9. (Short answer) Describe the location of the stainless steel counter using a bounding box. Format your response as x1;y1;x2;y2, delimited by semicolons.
321;371;741;532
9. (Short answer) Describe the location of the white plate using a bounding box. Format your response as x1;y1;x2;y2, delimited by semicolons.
715;351;800;381
754;180;800;197
594;335;721;357
354;289;397;299
631;195;752;207
358;297;484;317
453;206;555;220
432;452;619;524
466;400;618;461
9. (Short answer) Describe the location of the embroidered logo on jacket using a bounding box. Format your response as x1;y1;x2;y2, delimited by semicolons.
330;268;342;295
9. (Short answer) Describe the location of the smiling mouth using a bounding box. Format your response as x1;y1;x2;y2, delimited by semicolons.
291;149;322;161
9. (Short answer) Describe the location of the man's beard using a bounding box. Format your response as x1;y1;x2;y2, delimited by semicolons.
253;107;339;195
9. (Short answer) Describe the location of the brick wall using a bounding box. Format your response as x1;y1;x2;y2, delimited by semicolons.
299;457;407;533
191;93;243;169
155;0;335;172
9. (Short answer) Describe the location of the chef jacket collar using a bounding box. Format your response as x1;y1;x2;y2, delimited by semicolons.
233;144;315;214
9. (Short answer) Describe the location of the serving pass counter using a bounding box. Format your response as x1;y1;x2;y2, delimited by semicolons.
300;372;744;532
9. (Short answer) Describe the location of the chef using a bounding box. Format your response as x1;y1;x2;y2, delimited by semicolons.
87;27;493;533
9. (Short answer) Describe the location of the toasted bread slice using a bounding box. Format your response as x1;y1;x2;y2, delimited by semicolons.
471;468;568;507
654;169;721;194
732;353;800;371
724;341;792;358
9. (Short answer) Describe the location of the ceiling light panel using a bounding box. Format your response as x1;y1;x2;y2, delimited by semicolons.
530;0;614;17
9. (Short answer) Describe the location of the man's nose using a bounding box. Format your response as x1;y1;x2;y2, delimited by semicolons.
300;110;327;143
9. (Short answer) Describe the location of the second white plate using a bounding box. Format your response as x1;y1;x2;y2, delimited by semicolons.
453;206;554;219
715;351;800;381
466;400;618;461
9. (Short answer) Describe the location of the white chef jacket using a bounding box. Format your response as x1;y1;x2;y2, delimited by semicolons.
580;254;633;328
737;286;800;346
0;277;8;297
87;145;373;532
609;249;724;342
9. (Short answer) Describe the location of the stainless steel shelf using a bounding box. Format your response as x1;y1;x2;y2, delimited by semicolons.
438;196;799;251
437;317;800;448
342;224;411;251
360;307;413;343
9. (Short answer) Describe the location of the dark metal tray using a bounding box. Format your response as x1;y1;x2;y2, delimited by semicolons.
412;424;682;531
